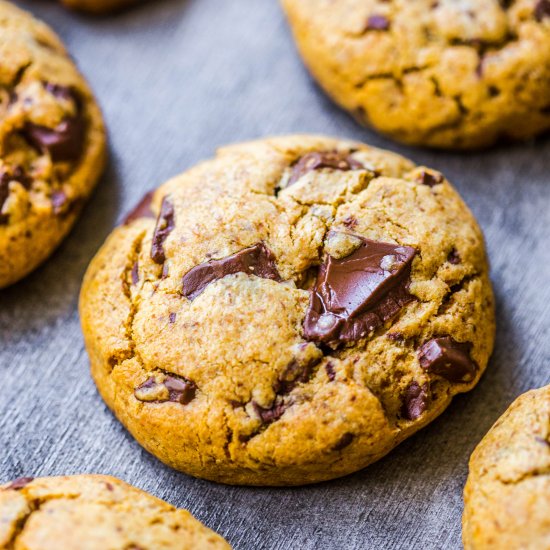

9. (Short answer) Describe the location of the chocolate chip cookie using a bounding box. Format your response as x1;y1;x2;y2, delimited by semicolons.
463;385;550;549
0;1;106;288
60;0;138;14
281;0;550;149
0;474;230;549
80;135;495;485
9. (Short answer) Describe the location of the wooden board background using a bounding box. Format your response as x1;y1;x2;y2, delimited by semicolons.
1;1;549;548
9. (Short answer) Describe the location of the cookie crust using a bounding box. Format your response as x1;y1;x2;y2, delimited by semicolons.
463;385;550;550
0;1;106;288
0;474;230;549
281;0;550;149
80;135;495;485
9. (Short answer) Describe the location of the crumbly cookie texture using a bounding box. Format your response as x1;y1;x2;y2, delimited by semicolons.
60;0;138;14
0;1;106;288
0;474;230;549
80;135;495;486
281;0;550;149
463;385;550;550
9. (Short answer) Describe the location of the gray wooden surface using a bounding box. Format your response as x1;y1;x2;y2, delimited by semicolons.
1;1;549;548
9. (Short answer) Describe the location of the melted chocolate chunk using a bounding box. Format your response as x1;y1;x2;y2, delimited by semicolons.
535;0;550;20
275;354;322;395
417;170;444;187
24;116;85;162
402;382;429;420
448;248;461;265
124;191;155;225
332;433;354;451
7;477;34;490
287;151;364;186
418;337;478;382
151;197;175;264
182;243;281;300
303;235;416;346
134;374;196;405
253;400;287;425
365;15;390;31
131;261;139;285
325;361;336;381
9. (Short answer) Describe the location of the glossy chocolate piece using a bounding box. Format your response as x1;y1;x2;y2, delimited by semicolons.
287;151;364;186
418;336;478;382
182;243;281;300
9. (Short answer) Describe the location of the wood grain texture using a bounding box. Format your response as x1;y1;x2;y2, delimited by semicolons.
1;1;549;548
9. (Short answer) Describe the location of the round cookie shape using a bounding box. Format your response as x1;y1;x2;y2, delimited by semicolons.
0;474;230;549
0;1;106;288
280;0;550;149
463;385;550;550
60;0;139;14
80;135;495;486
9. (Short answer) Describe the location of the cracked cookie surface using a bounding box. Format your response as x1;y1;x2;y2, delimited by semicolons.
80;135;495;486
281;0;550;149
463;385;550;550
0;0;106;288
0;474;230;549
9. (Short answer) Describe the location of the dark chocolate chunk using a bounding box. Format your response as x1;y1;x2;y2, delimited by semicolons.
332;432;354;451
365;15;390;31
342;216;358;229
44;82;75;102
418;337;478;382
169;312;177;323
134;374;196;405
0;166;31;224
303;234;416;346
325;361;336;381
287;151;364;186
402;382;429;420
417;170;444;187
51;189;68;214
448;248;461;265
23;116;85;162
182;242;281;300
7;477;34;490
124;191;156;225
151;197;175;264
253;400;287;425
275;354;322;395
535;0;550;20
131;261;139;285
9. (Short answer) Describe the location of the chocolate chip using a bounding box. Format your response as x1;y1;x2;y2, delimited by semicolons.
535;0;550;20
418;337;478;383
131;261;139;285
417;170;444;187
23;116;85;162
51;189;68;215
151;197;175;264
7;477;34;490
124;191;156;225
387;332;405;342
275;355;322;395
365;15;390;31
253;400;287;425
303;235;416;346
0;166;31;224
182;242;281;300
44;82;75;102
332;433;354;451
325;361;336;381
402;382;429;420
448;248;461;265
169;312;177;323
134;374;196;405
535;436;550;447
287;151;364;186
342;216;358;229
105;482;114;491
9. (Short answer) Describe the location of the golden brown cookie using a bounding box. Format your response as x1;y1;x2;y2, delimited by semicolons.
60;0;139;14
0;1;106;288
80;135;495;486
280;0;550;149
463;385;550;550
0;474;230;549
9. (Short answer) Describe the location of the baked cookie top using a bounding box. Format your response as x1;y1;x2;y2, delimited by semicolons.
81;135;495;485
0;474;230;549
281;0;550;148
463;385;550;550
0;0;105;287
